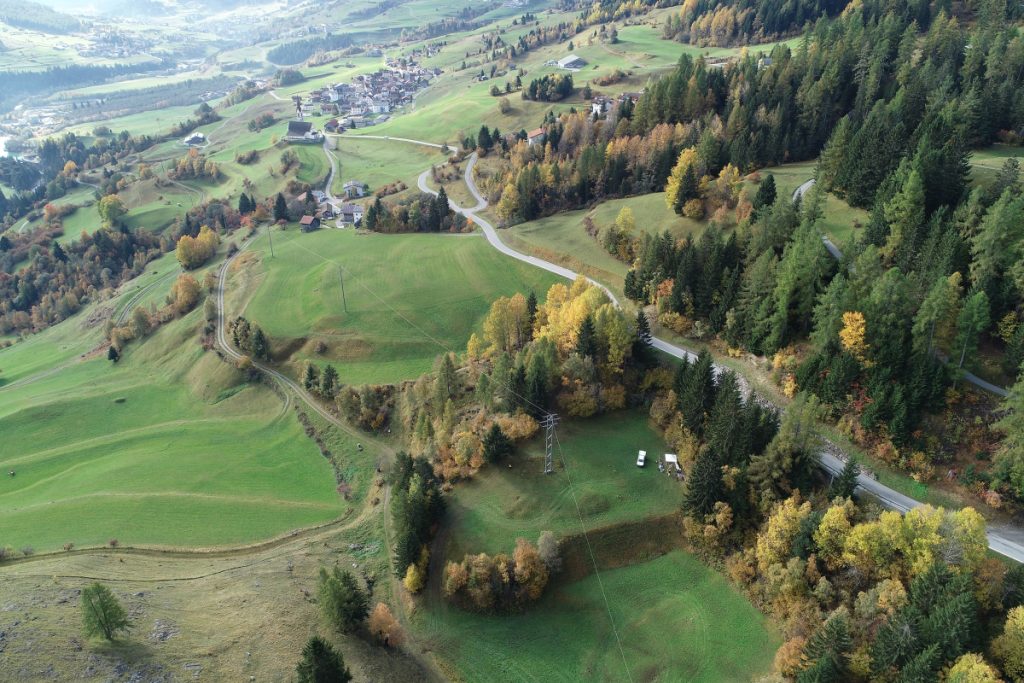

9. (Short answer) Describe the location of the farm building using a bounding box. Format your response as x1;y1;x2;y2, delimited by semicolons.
339;203;363;225
343;180;366;198
527;127;546;146
558;54;586;70
299;215;321;231
285;120;324;144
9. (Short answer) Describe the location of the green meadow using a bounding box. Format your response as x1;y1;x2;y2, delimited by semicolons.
239;227;559;385
416;550;780;683
0;264;366;552
420;407;778;682
444;410;680;557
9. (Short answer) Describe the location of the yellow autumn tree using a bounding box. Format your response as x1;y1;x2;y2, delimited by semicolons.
665;146;700;211
755;494;812;573
946;653;1003;683
496;182;521;222
813;498;856;571
839;311;871;365
482;292;531;354
367;602;404;646
994;607;1024;682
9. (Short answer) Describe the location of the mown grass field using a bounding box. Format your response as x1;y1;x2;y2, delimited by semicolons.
420;407;777;681
417;551;779;682
240;227;559;385
332;136;448;196
0;257;370;552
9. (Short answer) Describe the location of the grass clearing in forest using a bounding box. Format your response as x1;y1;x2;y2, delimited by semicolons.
444;410;680;557
421;408;777;681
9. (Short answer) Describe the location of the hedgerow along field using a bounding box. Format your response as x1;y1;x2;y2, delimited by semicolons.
239;227;560;385
0;259;374;552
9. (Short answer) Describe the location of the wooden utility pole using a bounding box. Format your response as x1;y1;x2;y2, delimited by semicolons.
267;224;275;258
339;265;348;313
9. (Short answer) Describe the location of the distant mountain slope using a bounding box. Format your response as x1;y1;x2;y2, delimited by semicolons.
0;0;81;34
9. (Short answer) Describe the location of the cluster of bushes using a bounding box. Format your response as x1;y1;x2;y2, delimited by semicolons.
174;225;220;270
247;112;276;132
168;103;221;139
169;149;222;182
107;273;204;356
442;533;560;611
234;149;260;165
363;190;468;234
337;385;395;432
303;363;340;400
228;316;269;361
521;73;574;102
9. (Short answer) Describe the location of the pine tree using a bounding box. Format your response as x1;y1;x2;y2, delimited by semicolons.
954;290;990;370
831;456;860;499
318;566;369;634
435;353;457;408
575;315;598;358
526;291;538;333
273;192;288;222
296;636;352;683
107;346;119;362
683;449;723;515
238;193;250;215
434;186;450;230
525;354;549;417
706;371;746;466
303;363;320;392
81;583;130;641
52;241;67;263
321;365;339;400
753;174;777;211
483;423;513;462
678;350;716;437
799;611;852;683
251;326;269;361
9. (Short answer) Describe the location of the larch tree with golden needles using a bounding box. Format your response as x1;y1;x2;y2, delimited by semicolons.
839;311;870;365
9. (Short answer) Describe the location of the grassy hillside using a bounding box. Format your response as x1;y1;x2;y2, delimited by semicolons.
503;192;704;296
240;228;560;385
0;256;363;552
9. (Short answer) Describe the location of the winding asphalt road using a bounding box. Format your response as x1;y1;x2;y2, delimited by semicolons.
406;143;1024;562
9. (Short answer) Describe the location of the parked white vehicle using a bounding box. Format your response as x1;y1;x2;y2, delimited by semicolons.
636;450;647;467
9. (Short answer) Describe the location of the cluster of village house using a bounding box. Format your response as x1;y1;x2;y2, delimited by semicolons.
524;90;643;147
280;56;443;229
287;57;441;135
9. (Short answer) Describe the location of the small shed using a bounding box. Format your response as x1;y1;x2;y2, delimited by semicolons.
299;215;321;232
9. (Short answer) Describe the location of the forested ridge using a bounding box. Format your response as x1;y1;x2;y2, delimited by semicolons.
484;0;1024;495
